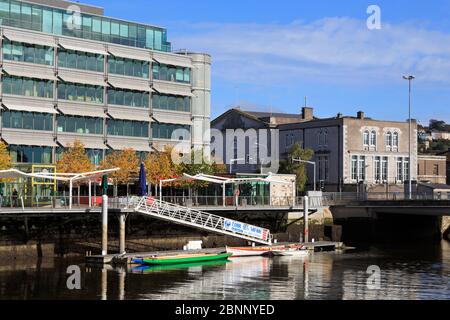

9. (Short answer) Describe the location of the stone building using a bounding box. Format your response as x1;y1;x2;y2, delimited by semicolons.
417;155;447;184
212;107;418;192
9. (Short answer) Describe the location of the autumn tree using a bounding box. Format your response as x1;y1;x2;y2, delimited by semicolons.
0;142;12;190
0;141;12;171
279;142;314;192
144;146;179;186
101;148;139;196
57;140;95;174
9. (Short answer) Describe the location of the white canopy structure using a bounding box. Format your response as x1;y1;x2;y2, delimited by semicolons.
0;168;120;208
159;173;295;206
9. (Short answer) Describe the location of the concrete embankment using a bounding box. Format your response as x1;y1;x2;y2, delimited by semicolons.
0;212;339;259
443;216;450;241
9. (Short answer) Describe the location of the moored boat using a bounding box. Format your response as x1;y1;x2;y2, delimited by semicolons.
269;248;309;257
226;246;272;257
138;252;232;265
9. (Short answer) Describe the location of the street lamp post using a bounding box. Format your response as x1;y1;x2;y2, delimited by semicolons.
292;158;316;191
403;75;415;200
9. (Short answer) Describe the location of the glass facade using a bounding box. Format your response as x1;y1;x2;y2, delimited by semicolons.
58;49;104;72
108;57;149;78
107;119;148;137
107;88;149;108
58;82;104;103
2;110;52;131
2;75;53;98
153;64;190;83
57;115;103;134
0;0;171;51
8;144;52;163
152;123;191;140
56;147;104;166
152;94;190;112
2;40;54;65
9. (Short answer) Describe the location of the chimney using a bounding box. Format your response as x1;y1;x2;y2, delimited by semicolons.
302;107;314;121
357;111;365;119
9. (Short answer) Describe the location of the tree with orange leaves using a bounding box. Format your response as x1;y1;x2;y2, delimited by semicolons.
101;148;139;196
56;140;94;174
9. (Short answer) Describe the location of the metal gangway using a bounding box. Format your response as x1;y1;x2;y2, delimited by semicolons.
134;196;273;245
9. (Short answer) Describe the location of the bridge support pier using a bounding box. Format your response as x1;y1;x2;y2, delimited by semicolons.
119;213;126;255
304;196;309;243
101;195;108;256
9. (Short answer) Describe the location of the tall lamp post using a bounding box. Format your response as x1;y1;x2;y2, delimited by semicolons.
292;158;316;191
403;75;415;200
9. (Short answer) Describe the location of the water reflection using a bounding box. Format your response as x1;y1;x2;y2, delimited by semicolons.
0;241;448;300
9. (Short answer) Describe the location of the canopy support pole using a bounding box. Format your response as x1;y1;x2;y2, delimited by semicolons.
88;180;92;208
159;180;162;202
222;182;226;207
69;179;73;209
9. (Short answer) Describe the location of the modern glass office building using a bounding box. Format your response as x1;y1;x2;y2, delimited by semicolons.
0;0;212;169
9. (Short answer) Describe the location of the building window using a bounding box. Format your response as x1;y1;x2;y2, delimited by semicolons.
58;49;104;73
151;123;190;140
107;119;149;138
433;164;439;176
2;75;53;98
57;115;103;134
2;111;53;131
3;40;54;65
108;56;149;79
396;157;410;183
285;133;294;150
108;88;149;108
351;155;366;182
351;155;358;181
363;130;370;149
153;63;190;83
152;94;190;112
318;156;329;182
385;131;392;151
8;145;52;164
393;132;399;150
0;0;171;51
370;131;377;148
58;82;103;103
374;156;381;183
382;156;388;182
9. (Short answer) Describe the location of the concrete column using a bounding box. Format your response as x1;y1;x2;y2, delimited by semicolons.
101;195;108;256
118;267;126;300
101;268;107;301
119;213;126;255
304;196;309;243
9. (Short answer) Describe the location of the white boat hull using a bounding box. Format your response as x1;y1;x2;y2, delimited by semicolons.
226;246;270;257
271;249;309;257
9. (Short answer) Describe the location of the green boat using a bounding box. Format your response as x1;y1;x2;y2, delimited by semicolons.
140;252;232;265
131;259;229;273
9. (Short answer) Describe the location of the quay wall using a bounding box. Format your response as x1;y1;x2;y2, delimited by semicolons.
0;212;336;258
443;216;450;241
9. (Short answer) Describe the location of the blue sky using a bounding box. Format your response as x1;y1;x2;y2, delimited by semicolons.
89;0;450;125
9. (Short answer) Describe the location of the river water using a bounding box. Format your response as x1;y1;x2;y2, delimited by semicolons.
0;241;449;300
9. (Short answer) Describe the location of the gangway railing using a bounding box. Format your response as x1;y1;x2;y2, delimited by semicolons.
134;196;272;245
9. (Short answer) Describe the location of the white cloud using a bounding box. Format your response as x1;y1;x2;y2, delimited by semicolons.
170;18;450;86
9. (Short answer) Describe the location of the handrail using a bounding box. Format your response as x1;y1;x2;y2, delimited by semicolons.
134;196;272;245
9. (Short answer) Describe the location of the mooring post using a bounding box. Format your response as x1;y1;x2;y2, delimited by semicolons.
119;213;126;255
102;195;108;256
303;196;309;243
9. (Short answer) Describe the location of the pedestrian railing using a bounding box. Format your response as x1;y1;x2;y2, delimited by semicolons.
134;196;273;245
